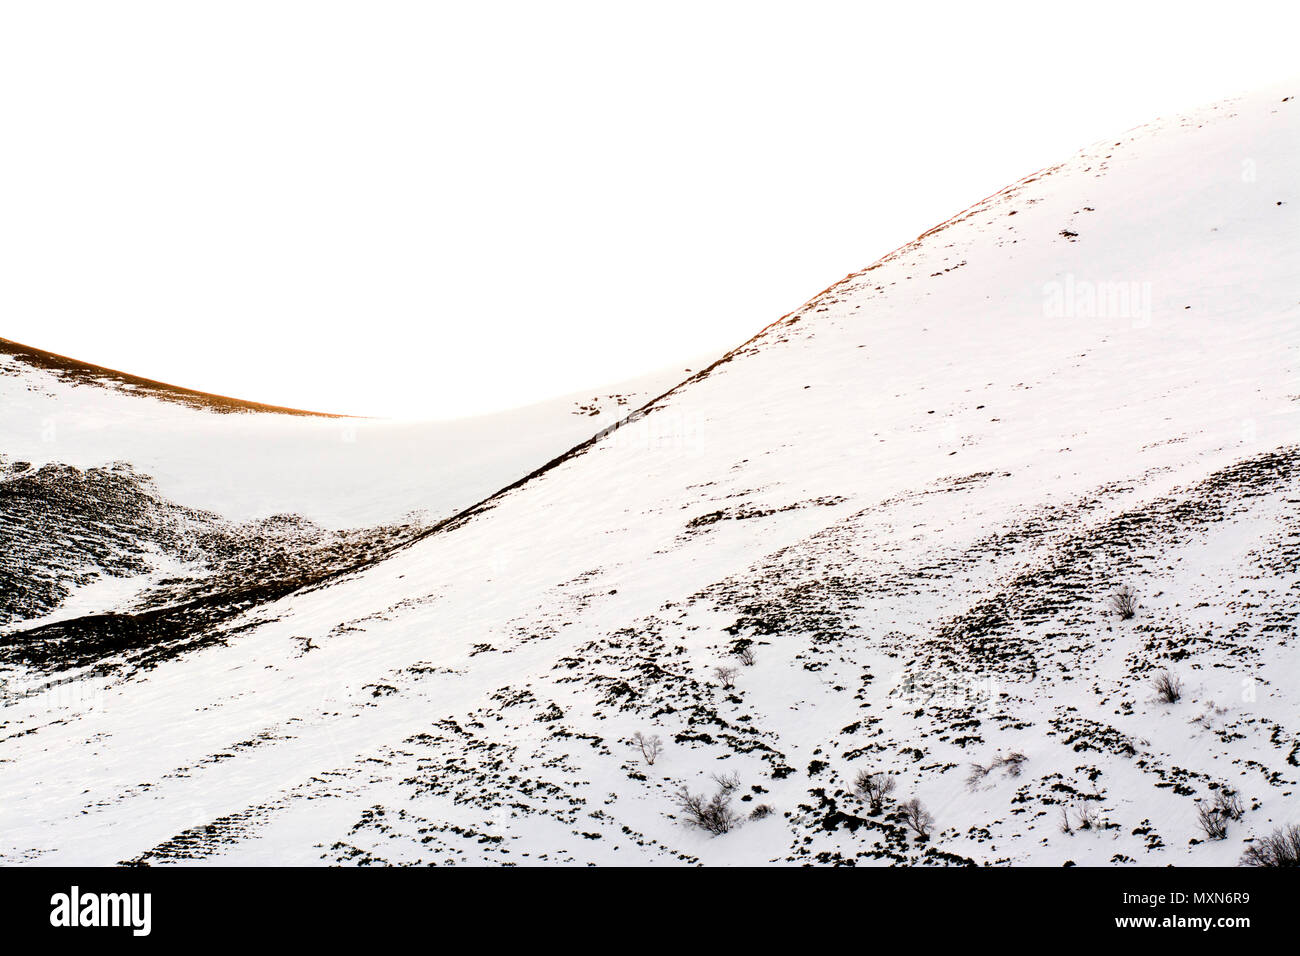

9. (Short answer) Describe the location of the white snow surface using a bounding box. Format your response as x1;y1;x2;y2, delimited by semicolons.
1;81;1298;866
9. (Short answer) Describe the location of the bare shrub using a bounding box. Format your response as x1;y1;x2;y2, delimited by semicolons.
1197;803;1228;840
749;803;774;820
899;797;935;839
672;778;740;835
711;770;740;795
853;770;896;813
735;646;756;667
714;666;738;689
1075;802;1099;831
1152;669;1183;703
1240;824;1300;867
1059;806;1073;835
1001;752;1027;777
966;752;1027;790
1110;585;1139;620
631;732;663;766
1213;789;1244;821
966;763;992;790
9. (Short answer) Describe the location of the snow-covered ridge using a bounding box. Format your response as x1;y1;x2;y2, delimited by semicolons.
0;336;348;418
1;81;1297;866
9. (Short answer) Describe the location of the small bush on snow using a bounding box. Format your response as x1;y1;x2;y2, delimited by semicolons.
1110;585;1139;620
1197;803;1229;841
1213;788;1244;821
852;770;896;814
966;751;1027;789
672;771;742;835
1240;824;1300;867
1151;669;1183;704
899;797;935;839
631;731;664;766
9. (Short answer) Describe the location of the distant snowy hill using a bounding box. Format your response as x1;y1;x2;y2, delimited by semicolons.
0;337;690;640
1;336;692;528
1;81;1297;866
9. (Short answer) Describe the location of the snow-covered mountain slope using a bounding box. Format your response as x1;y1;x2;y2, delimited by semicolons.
0;339;691;640
2;82;1298;866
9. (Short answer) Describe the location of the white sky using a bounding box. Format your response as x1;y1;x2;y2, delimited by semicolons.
2;1;1297;419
